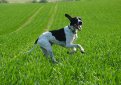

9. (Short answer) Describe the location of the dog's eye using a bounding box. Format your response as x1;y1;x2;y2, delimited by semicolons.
79;18;81;20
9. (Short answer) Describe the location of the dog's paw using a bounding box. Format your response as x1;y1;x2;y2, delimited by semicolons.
81;50;85;54
67;51;75;55
52;60;58;64
67;51;69;54
80;48;85;54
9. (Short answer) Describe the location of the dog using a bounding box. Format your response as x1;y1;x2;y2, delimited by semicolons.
28;14;85;63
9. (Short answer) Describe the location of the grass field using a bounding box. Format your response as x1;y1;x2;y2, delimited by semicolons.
0;0;121;84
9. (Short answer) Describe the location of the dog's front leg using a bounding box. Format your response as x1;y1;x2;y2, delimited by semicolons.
77;44;85;53
66;44;85;53
67;47;77;54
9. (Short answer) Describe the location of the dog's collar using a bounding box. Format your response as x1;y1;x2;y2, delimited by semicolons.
68;25;77;34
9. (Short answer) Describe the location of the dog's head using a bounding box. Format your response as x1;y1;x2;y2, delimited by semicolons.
65;14;82;31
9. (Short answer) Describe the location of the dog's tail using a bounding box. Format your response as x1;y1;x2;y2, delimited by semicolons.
24;38;38;54
34;38;38;44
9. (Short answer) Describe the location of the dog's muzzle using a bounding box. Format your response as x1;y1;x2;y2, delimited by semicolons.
75;21;82;30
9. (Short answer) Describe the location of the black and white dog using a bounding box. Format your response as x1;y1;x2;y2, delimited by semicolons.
28;14;84;63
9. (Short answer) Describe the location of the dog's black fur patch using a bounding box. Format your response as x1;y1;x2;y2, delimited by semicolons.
70;17;78;25
49;28;66;41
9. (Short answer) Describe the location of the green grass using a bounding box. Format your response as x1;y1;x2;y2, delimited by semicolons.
0;0;121;84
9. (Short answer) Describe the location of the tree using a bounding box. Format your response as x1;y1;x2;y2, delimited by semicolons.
32;0;36;3
0;0;8;3
40;0;47;3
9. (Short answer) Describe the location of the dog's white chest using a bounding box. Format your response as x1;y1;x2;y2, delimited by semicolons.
64;26;77;43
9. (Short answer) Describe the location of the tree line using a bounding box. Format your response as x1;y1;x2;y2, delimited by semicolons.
0;0;48;3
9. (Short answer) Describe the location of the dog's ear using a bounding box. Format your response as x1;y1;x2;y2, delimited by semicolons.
65;14;72;21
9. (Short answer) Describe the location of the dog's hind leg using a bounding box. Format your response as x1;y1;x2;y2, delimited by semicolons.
44;44;57;63
38;39;57;63
47;50;57;63
40;47;49;58
41;47;57;63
